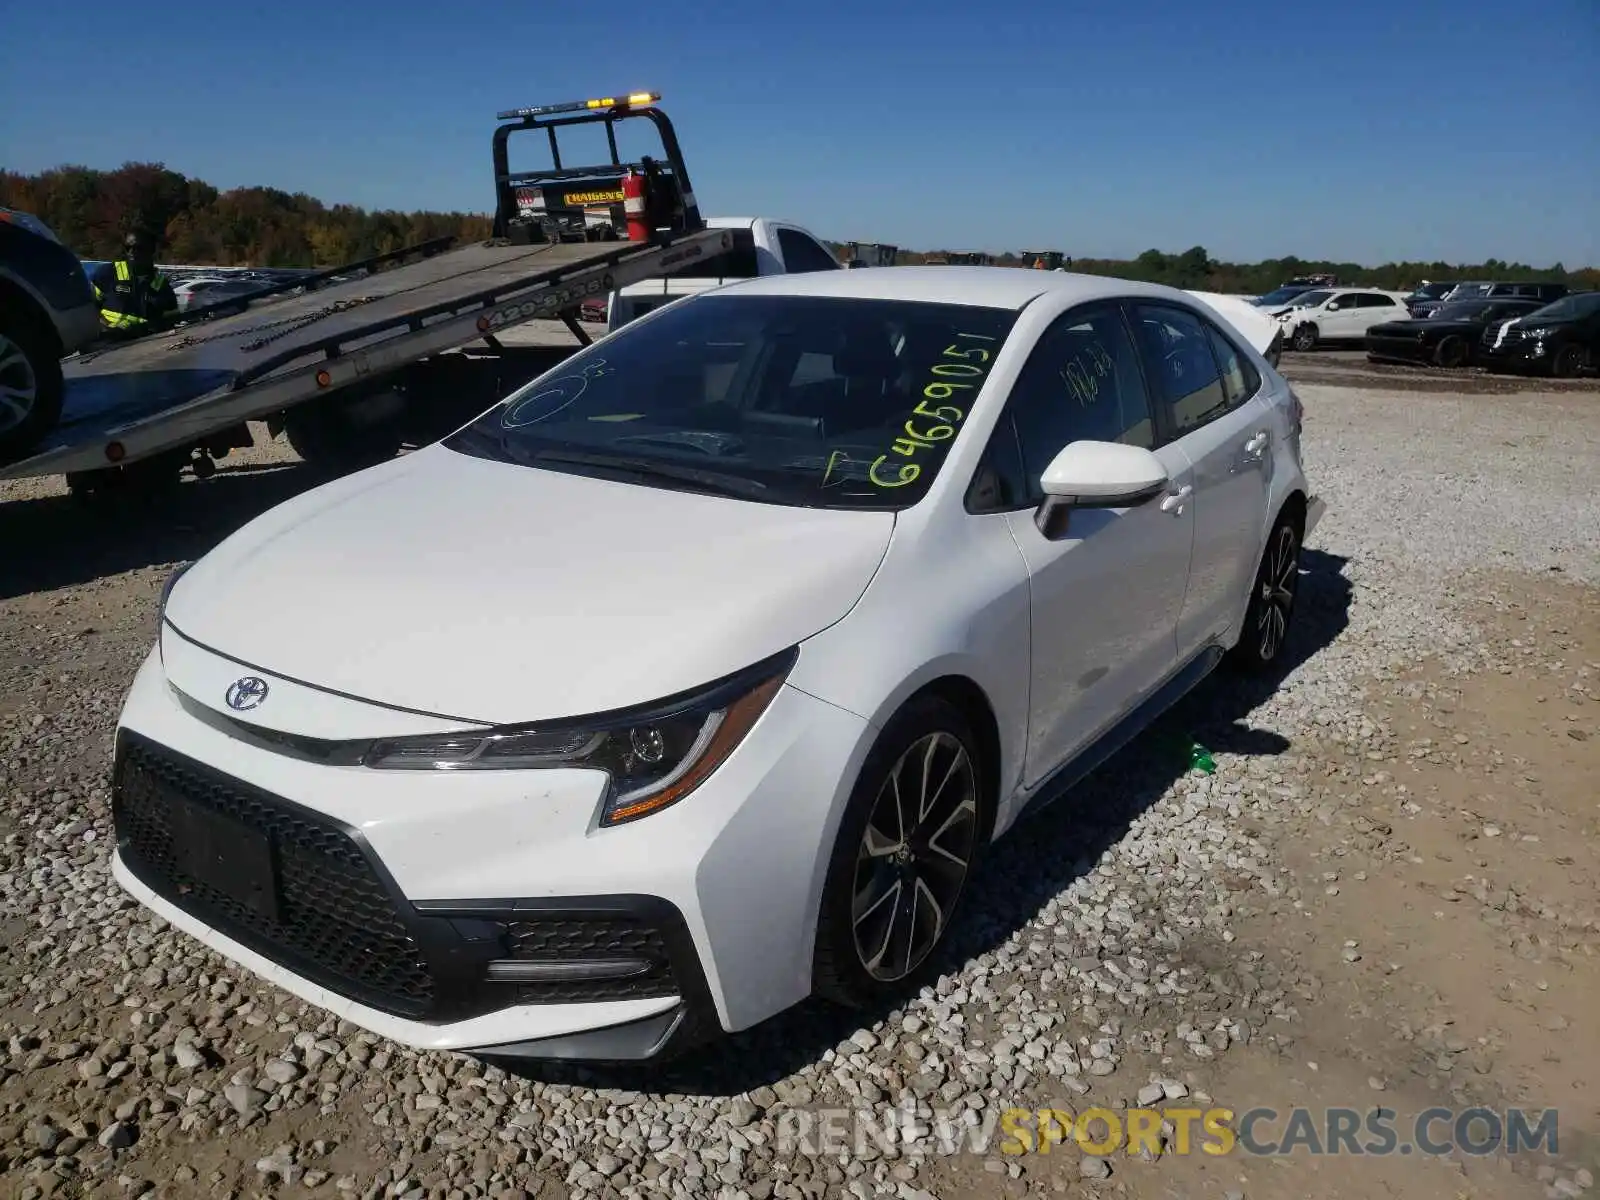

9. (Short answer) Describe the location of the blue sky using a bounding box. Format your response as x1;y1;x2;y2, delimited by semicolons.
3;0;1596;266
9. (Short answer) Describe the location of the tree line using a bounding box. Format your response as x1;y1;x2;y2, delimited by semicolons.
0;162;490;267
870;246;1600;294
3;162;1593;295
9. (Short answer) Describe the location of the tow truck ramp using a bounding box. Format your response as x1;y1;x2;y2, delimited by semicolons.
0;91;721;488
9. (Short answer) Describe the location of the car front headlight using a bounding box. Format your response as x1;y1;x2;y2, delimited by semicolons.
363;647;797;826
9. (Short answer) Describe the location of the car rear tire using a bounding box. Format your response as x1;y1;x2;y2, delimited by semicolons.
812;695;985;1010
0;314;65;465
1434;336;1468;369
1290;323;1318;352
1550;344;1585;379
1228;511;1302;675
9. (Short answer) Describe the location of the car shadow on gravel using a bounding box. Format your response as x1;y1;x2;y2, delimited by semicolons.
0;463;319;600
501;548;1355;1097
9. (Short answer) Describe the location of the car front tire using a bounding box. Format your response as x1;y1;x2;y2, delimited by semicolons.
812;694;985;1010
1290;323;1318;352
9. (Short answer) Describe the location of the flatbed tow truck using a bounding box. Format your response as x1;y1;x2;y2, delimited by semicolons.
0;92;734;501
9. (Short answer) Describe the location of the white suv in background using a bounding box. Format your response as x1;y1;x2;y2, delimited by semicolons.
1266;287;1411;351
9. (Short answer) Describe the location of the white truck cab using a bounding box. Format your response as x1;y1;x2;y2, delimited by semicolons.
604;217;840;332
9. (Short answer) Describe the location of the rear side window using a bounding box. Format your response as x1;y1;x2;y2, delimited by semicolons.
1206;324;1261;408
1130;303;1230;436
775;229;842;274
693;240;760;279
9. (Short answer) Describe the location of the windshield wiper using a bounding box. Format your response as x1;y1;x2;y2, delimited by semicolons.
527;447;770;499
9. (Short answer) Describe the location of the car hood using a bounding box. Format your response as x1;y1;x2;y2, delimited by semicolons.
164;445;896;725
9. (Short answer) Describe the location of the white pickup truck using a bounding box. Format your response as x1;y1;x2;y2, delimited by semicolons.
602;220;1284;367
603;216;843;332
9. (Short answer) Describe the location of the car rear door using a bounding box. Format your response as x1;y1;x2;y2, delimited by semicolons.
1128;300;1272;659
987;301;1196;786
1354;292;1406;334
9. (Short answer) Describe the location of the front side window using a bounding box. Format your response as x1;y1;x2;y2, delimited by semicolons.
1130;303;1229;437
1002;304;1155;503
445;293;1019;510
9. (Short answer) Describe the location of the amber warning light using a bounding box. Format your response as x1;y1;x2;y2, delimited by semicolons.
497;92;659;120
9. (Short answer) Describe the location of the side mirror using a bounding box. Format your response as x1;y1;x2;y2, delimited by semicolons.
1035;441;1168;539
1325;302;1342;311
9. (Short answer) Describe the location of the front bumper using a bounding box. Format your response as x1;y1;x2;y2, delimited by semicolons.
1477;334;1548;371
112;642;874;1060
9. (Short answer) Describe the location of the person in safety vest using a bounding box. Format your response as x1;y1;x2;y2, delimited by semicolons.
91;231;177;335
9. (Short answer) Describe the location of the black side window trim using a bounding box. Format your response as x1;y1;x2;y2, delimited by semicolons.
965;299;1161;511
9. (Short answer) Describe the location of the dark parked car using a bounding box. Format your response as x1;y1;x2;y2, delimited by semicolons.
1402;280;1460;316
1366;298;1548;368
1478;291;1600;378
0;207;102;461
1411;280;1569;320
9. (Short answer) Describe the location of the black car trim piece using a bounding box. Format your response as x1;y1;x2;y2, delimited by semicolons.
113;729;720;1045
1019;642;1226;818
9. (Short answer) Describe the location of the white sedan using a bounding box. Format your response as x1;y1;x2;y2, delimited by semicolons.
113;267;1323;1063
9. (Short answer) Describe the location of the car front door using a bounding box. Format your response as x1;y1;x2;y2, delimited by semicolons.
1129;301;1272;658
1316;293;1357;338
990;301;1196;786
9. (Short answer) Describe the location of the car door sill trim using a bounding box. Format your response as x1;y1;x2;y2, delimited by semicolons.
1016;641;1225;821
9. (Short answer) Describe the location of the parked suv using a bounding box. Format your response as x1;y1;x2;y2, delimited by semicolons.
1410;280;1569;320
1266;287;1412;351
0;207;101;461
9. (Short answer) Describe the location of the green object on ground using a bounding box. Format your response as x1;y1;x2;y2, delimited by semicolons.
1189;741;1217;774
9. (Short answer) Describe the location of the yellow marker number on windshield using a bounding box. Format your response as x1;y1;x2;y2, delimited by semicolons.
869;334;995;489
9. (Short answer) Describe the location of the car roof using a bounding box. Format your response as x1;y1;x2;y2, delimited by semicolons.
708;266;1210;311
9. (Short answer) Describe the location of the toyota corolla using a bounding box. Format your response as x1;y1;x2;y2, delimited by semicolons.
113;267;1323;1063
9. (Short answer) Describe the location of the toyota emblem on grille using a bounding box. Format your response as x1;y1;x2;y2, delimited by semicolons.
225;676;269;711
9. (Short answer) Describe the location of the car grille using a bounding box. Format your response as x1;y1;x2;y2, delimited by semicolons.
113;731;437;1017
505;917;678;1003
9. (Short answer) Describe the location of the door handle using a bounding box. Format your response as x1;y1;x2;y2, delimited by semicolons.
1159;485;1192;514
1243;431;1269;459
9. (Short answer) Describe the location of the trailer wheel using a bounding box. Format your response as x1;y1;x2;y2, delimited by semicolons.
282;393;406;475
0;311;64;466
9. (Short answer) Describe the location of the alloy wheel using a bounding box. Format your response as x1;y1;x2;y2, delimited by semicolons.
1257;523;1300;661
0;333;40;437
851;731;979;982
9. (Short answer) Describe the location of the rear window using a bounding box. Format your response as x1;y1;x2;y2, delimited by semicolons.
446;292;1021;510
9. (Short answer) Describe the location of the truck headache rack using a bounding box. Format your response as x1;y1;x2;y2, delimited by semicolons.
491;91;702;248
0;92;730;482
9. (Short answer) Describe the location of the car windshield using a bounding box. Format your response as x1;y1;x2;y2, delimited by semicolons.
444;292;1021;510
1525;292;1600;322
1256;286;1310;306
1284;290;1333;309
1408;283;1452;300
1449;284;1491;300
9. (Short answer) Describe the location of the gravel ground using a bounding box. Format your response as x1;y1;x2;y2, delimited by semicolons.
2;376;1597;1200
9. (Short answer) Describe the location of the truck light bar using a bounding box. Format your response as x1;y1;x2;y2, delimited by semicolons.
497;92;659;120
